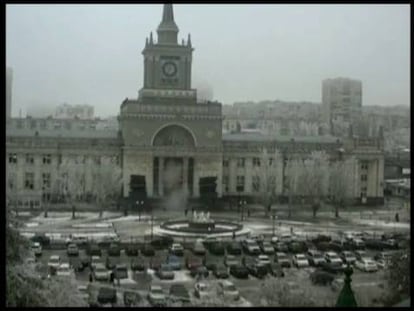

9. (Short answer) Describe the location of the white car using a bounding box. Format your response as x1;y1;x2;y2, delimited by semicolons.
31;242;42;256
93;263;110;281
217;280;240;301
270;236;279;244
48;255;61;270
77;285;90;301
292;254;309;268
91;256;102;269
56;263;72;277
148;285;166;306
340;251;357;265
194;282;211;299
355;258;378;272
280;234;293;243
170;243;184;255
256;255;271;266
325;252;343;266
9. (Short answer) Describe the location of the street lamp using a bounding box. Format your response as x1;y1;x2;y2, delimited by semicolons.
272;211;278;237
239;200;247;221
136;200;144;221
150;207;154;241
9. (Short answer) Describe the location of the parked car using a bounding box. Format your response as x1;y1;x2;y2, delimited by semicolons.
224;255;240;268
66;236;88;246
156;264;175;280
203;256;217;271
90;256;102;270
256;254;271;266
351;238;366;250
279;233;293;244
217;280;240;301
166;254;181;270
93;263;110;281
79;254;90;269
202;236;218;248
107;243;121;256
97;287;117;305
67;243;79;256
274;242;289;253
226;241;242;255
131;257;146;272
150;257;164;271
170;243;184;256
169;284;190;304
270;236;279;245
209;242;225;255
30;234;50;247
86;244;102;257
340;251;357;265
242;239;261;255
71;258;85;272
374;251;393;263
307;250;326;267
320;262;345;274
310;269;335;285
193;240;206;255
229;265;249;279
123;291;142;307
31;242;42;257
324;252;343;266
274;252;291;268
268;263;285;277
113;264;129;280
289;241;308;254
190;265;209;278
354;250;368;261
56;263;72;277
292;254;310;268
150;236;174;250
311;234;331;244
147;285;166;306
355;258;378;272
125;245;139;256
364;239;387;251
247;263;268;279
48;255;61;270
383;239;399;250
141;244;155;256
213;264;229;279
77;284;90;301
194;282;211;299
98;236;120;248
106;256;117;270
259;241;275;255
186;256;203;270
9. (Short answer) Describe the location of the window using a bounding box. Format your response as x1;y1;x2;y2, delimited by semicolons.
54;122;62;129
223;160;229;168
361;174;367;182
269;158;274;166
40;120;47;129
252;176;260;192
223;176;229;192
8;153;18;164
236;176;245;192
237;158;245;168
26;154;34;164
361;163;368;170
94;156;101;165
43;154;51;164
25;172;35;190
253;158;261;167
42;173;51;190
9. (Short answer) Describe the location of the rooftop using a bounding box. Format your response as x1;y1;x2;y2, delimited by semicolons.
223;132;341;144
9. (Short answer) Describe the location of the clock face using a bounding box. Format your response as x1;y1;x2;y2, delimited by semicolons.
162;61;177;77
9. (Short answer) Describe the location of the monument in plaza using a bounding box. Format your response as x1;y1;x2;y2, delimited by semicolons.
189;210;215;231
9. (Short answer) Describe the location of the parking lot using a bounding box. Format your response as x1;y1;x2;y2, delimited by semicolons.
32;238;396;307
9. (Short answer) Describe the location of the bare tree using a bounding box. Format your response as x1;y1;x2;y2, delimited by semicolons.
328;158;354;218
285;156;303;218
90;164;122;218
252;147;281;216
297;151;330;218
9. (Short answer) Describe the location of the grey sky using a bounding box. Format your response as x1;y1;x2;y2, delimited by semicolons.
6;4;410;118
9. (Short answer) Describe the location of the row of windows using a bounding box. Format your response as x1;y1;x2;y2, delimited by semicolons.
223;158;275;168
222;175;277;193
8;153;119;165
14;120;97;130
361;174;368;182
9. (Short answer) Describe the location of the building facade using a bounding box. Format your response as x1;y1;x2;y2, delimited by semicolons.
5;5;385;209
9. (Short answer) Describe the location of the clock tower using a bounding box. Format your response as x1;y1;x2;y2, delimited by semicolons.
140;4;195;103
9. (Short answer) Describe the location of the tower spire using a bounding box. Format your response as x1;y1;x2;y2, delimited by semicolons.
157;4;179;45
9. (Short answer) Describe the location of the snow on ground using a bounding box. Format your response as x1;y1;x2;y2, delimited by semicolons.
105;215;152;222
72;223;113;228
25;222;39;227
352;219;410;229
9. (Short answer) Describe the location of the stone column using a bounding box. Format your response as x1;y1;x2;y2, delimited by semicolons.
183;157;188;193
158;157;164;197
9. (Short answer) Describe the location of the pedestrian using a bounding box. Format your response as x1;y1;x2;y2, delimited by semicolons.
185;209;188;217
110;271;114;286
89;270;93;283
395;213;399;223
232;231;236;240
247;209;251;217
290;227;293;234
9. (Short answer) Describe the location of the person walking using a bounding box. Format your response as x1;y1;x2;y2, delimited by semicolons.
395;213;400;223
110;271;115;286
232;231;236;240
89;269;93;283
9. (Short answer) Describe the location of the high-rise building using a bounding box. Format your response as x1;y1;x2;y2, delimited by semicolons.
322;77;362;125
6;67;13;119
55;103;94;119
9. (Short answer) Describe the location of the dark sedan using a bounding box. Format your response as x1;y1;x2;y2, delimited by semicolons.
213;264;229;279
141;244;155;257
226;242;242;255
209;242;225;255
229;265;249;279
131;257;146;272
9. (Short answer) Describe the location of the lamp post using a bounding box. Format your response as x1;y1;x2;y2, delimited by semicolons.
150;207;154;241
240;199;247;221
272;211;277;237
136;200;144;221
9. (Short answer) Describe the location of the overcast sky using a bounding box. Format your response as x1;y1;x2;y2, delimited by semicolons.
6;4;410;118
